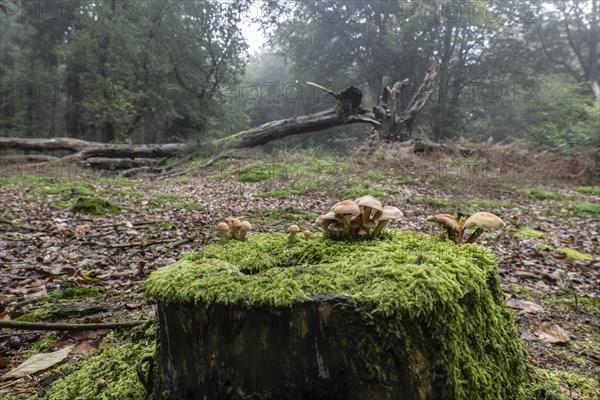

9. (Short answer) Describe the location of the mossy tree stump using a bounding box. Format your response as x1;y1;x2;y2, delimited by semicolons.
145;232;528;400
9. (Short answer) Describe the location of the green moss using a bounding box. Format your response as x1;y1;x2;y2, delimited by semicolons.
395;176;422;185
0;176;60;187
145;231;528;399
516;188;572;201
569;203;600;217
407;197;458;207
361;170;388;181
236;160;355;183
15;287;105;322
96;177;139;186
39;181;96;197
513;227;545;239
528;368;600;400
152;193;186;201
22;334;59;357
340;183;400;199
70;197;121;216
98;189;144;197
555;247;594;261
259;188;303;199
575;186;600;195
44;332;155;400
167;202;203;211
468;198;517;208
537;245;594;261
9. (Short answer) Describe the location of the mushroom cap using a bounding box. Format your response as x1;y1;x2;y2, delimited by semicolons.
288;224;301;233
357;227;368;236
240;221;252;231
315;215;327;227
463;212;504;231
374;206;403;222
355;195;383;211
323;211;343;222
216;222;229;232
426;214;459;230
227;218;241;228
303;230;314;239
331;199;360;215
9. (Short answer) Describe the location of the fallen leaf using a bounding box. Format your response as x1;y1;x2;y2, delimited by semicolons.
72;342;94;355
505;298;544;314
519;330;539;342
534;322;570;344
1;345;74;380
0;357;14;367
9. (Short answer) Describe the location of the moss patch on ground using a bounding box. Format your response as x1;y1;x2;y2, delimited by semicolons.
513;227;546;239
145;231;528;399
70;196;121;216
43;327;156;400
516;188;572;201
575;186;600;195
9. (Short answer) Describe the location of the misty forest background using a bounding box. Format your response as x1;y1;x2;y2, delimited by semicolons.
0;0;598;154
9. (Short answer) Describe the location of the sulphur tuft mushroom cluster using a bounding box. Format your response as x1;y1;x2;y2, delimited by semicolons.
315;196;403;241
427;211;505;244
216;218;253;242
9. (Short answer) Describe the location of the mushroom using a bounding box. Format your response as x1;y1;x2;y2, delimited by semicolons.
357;227;368;240
303;230;314;240
320;212;343;238
331;200;360;238
227;218;242;240
463;212;505;244
216;222;229;243
328;222;344;239
287;224;301;241
372;206;403;238
426;214;461;243
315;215;330;230
355;195;383;226
238;221;252;241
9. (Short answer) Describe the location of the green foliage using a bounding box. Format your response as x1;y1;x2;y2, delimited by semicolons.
0;176;61;187
407;197;459;207
513;228;545;239
575;186;600;195
39;182;96;197
516;188;572;201
258;188;303;199
520;75;600;154
340;184;400;199
96;178;139;187
527;368;600;400
569;203;600;217
145;231;528;399
70;197;121;216
44;331;155;400
467;198;517;208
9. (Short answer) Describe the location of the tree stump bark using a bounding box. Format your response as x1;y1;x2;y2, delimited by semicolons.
156;296;434;400
145;232;528;400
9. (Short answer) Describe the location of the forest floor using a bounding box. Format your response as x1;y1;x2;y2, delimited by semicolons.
0;143;599;399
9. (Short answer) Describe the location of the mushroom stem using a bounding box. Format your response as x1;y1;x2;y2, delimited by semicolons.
361;207;372;226
287;232;298;241
342;214;352;239
372;220;389;238
218;232;228;243
466;228;484;243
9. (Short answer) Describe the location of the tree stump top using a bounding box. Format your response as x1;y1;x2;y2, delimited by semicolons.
145;231;527;399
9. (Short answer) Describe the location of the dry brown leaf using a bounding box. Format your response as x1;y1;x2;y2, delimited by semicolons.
1;345;74;380
0;357;14;367
505;298;544;314
72;342;94;355
534;322;570;344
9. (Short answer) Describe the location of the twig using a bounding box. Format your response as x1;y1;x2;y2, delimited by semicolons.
0;320;147;331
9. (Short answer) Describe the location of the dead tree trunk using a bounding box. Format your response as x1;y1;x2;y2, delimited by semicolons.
1;67;438;171
374;65;439;141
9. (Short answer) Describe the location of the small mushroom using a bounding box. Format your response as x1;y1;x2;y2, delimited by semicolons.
238;221;252;241
227;218;242;240
216;222;229;243
426;214;460;243
355;195;383;226
463;212;505;243
303;230;314;240
288;224;301;241
372;206;403;238
331;200;360;238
